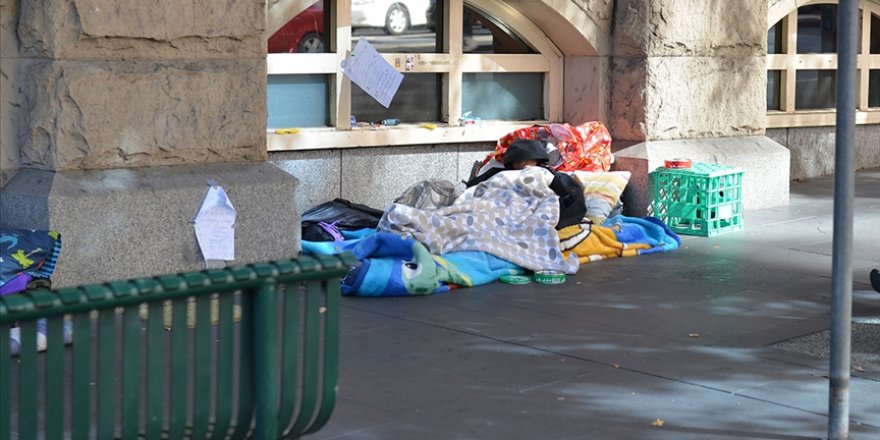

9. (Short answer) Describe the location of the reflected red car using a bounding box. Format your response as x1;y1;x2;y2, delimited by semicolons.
268;4;325;53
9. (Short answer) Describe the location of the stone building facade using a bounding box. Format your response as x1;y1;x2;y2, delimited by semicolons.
1;0;878;286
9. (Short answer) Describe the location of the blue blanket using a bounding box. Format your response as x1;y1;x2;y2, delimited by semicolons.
604;215;681;254
303;231;522;296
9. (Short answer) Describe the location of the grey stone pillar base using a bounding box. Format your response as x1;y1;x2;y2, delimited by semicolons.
0;162;299;288
613;136;790;217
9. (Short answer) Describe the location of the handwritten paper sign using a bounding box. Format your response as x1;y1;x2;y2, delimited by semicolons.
342;39;404;108
194;185;236;261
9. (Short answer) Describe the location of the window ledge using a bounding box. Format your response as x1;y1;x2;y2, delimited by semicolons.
766;109;880;128
267;121;545;151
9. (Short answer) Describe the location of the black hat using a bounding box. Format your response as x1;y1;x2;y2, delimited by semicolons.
502;139;549;168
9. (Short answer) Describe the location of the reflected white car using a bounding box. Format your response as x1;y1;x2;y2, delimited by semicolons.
352;0;431;35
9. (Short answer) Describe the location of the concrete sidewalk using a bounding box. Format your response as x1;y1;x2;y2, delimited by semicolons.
310;169;880;440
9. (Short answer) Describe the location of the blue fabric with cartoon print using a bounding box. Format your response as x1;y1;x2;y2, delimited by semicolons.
336;232;522;296
0;229;62;295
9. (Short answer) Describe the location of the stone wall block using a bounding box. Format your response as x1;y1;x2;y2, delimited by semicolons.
611;0;650;57
341;145;459;211
0;164;299;287
785;125;880;180
571;0;614;34
1;0;20;58
768;0;791;11
614;0;766;57
855;125;880;171
18;0;265;58
565;56;611;125
270;149;342;217
644;56;765;140
18;60;62;170
615;136;790;214
610;57;648;142
20;59;267;171
1;57;21;186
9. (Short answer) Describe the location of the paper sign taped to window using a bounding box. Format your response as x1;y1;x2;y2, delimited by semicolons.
342;39;404;108
194;185;236;261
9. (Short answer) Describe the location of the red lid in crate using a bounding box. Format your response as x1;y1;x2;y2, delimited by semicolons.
664;158;692;169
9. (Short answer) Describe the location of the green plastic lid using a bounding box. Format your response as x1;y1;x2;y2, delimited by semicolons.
534;270;567;285
500;275;532;285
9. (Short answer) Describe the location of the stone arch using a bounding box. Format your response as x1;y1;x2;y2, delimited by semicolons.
502;0;612;56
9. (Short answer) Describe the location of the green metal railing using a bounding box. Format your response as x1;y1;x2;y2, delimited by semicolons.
1;254;356;439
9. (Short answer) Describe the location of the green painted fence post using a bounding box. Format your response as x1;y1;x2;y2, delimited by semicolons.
253;280;280;440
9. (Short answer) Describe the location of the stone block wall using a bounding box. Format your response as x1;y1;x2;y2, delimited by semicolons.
564;56;612;124
611;0;767;142
767;125;880;180
270;144;493;216
1;0;21;186
0;1;305;288
0;163;299;287
12;0;268;172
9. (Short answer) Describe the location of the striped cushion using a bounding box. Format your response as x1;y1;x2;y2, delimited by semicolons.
571;171;631;223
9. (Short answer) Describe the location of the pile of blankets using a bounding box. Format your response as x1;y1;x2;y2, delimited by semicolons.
303;167;680;297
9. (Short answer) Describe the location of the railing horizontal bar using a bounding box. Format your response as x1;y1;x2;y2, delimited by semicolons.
0;263;352;325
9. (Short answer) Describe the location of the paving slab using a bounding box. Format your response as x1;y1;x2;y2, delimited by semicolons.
307;169;880;440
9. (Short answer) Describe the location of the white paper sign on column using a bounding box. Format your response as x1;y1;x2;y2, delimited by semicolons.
194;185;236;261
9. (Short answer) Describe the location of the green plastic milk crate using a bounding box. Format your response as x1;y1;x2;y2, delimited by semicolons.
650;163;744;236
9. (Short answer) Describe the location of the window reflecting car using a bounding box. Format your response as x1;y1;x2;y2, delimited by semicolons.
268;4;325;53
352;0;432;35
426;0;436;31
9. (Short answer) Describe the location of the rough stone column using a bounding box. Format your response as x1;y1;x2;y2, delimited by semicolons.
1;1;301;286
0;0;21;186
15;0;267;170
610;0;790;214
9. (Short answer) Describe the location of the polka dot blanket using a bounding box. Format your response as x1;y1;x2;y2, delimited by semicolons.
378;166;580;274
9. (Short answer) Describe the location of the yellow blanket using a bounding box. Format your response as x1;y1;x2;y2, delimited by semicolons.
558;222;651;264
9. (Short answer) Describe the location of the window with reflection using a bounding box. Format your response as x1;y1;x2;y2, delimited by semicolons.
463;5;535;54
268;75;330;128
767;21;783;54
268;1;328;53
766;1;880;122
870;70;880;107
266;0;560;148
767;71;781;110
352;0;440;53
463;73;542;120
352;74;441;123
797;4;837;54
871;13;880;53
795;71;836;109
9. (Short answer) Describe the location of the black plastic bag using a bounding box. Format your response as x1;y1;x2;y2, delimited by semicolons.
301;198;384;241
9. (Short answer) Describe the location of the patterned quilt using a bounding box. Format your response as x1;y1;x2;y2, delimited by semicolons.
379;167;580;274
